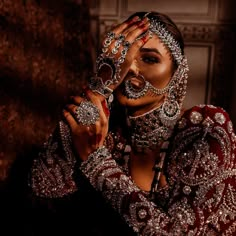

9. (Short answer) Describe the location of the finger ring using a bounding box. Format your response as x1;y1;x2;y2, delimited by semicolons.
115;34;125;43
123;40;131;48
103;31;116;48
75;101;100;125
107;31;116;40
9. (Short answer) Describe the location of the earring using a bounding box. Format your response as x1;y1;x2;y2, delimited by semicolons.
159;86;180;128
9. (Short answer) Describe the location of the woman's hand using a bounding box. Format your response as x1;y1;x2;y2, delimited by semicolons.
90;16;151;96
63;90;109;161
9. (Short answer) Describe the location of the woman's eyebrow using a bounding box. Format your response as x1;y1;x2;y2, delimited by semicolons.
140;47;162;56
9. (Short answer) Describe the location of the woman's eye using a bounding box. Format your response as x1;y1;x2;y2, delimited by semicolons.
141;56;159;64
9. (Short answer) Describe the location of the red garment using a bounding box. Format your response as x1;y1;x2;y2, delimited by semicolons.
30;105;236;235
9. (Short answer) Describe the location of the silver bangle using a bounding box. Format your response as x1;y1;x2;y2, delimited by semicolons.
87;146;110;161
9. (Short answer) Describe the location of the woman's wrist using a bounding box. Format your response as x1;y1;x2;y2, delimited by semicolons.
87;146;110;161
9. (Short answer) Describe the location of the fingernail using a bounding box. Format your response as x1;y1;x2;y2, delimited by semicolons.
126;16;140;26
137;21;144;27
142;17;149;23
132;16;140;22
63;109;68;116
141;34;149;44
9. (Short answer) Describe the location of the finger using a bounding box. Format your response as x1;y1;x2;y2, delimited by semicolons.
84;91;108;148
122;17;149;36
101;16;140;50
129;32;152;55
69;95;84;106
110;15;140;37
86;90;108;134
65;103;87;127
63;109;78;131
66;104;78;114
86;90;107;122
113;32;150;81
125;20;150;45
107;20;150;60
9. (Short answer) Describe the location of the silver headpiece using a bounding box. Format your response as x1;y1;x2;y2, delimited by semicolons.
149;18;183;65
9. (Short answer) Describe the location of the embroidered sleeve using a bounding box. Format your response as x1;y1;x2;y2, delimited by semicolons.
80;105;236;235
80;149;170;235
29;121;77;198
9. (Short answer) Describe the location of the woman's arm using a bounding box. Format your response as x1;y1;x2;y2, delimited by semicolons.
29;120;77;198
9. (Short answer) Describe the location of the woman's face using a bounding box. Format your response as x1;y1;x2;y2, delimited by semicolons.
115;34;174;116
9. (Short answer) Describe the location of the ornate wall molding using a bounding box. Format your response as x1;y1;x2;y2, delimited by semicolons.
178;23;236;110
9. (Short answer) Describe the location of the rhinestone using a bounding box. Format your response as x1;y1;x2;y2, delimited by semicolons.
227;121;233;133
183;185;191;195
138;208;147;219
214;112;226;125
190;111;203;124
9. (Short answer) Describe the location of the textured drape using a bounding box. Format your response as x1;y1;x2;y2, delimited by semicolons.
0;0;95;182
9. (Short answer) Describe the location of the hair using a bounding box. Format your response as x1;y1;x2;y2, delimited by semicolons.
127;11;185;55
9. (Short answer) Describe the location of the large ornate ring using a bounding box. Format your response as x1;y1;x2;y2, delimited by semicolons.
75;100;100;125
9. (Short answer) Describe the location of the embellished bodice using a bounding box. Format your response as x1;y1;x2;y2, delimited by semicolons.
29;104;236;235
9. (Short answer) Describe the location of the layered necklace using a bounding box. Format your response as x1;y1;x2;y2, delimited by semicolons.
127;105;174;153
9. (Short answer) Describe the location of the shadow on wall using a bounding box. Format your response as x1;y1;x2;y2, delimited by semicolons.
0;0;95;182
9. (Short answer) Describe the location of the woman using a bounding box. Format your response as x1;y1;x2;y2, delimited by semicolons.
29;12;236;235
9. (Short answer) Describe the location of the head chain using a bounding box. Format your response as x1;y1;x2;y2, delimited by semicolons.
148;17;189;107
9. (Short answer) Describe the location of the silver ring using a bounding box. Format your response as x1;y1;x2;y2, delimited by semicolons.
103;31;116;48
75;100;100;125
115;34;125;43
123;40;131;48
107;31;116;40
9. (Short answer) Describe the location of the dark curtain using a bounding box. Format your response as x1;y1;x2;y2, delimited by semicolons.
0;0;95;183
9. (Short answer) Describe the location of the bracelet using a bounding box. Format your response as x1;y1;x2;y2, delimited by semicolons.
88;76;113;98
87;146;110;161
80;146;111;173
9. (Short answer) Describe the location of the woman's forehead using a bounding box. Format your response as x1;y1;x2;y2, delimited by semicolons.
142;34;169;55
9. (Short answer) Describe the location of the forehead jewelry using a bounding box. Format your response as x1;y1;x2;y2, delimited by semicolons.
149;18;183;65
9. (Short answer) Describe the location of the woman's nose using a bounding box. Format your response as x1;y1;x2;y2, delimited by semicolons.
129;59;139;76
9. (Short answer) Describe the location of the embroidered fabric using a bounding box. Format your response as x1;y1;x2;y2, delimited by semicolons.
79;105;236;235
29;120;77;198
29;105;236;235
127;105;174;151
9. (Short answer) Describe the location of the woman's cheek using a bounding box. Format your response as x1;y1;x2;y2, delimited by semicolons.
143;65;172;88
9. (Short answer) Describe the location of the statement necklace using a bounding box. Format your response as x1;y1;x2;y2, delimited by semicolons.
127;105;174;153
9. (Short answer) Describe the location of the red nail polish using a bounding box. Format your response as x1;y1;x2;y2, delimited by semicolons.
141;35;149;44
126;16;140;25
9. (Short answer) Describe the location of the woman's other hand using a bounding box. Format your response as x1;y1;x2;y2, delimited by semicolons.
63;90;109;161
95;16;151;92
